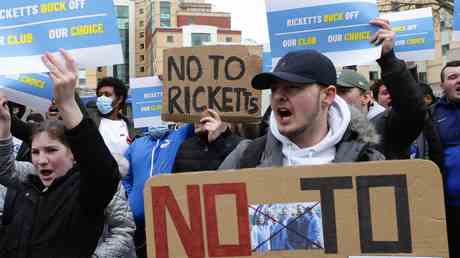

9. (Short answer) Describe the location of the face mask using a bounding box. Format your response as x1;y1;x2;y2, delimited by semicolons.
148;125;169;139
96;96;114;115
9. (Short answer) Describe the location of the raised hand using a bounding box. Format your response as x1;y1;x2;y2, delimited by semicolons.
369;18;395;56
41;49;82;129
200;109;228;143
0;93;11;139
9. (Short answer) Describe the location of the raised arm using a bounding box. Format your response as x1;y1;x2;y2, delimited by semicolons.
370;19;426;159
42;49;120;212
0;94;35;187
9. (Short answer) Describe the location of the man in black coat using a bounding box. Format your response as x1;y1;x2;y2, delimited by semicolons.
173;109;243;173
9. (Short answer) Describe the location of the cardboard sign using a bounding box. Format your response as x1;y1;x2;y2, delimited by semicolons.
0;0;123;75
265;0;382;66
0;73;53;113
381;8;435;62
144;160;448;258
130;76;165;128
162;45;262;123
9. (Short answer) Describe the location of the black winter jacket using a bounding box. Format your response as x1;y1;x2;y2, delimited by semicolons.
0;118;120;258
173;128;244;173
371;51;426;160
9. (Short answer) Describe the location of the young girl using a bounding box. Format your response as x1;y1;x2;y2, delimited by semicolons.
0;50;120;258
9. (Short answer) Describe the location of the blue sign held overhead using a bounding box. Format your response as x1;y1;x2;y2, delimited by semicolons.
0;73;53;113
266;0;381;66
0;0;123;75
382;8;435;61
454;0;460;41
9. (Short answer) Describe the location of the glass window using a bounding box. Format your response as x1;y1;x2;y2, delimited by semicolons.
140;55;145;61
419;72;427;82
140;32;144;38
167;35;174;43
116;6;129;18
140;66;145;73
160;1;171;27
442;44;450;56
369;71;379;81
191;33;210;46
140;20;144;28
139;8;144;15
140;43;145;49
225;37;232;43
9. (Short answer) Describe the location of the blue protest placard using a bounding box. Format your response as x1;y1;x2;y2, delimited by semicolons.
263;52;273;72
454;0;460;41
265;0;381;66
381;8;434;62
130;77;165;129
0;73;53;113
0;0;123;75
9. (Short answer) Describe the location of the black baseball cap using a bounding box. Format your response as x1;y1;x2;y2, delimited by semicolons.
252;49;337;90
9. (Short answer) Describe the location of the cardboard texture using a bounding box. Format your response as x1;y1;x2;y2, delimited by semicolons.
144;160;449;258
162;45;263;123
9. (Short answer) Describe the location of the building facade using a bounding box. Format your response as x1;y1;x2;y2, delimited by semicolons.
134;0;242;77
79;0;135;90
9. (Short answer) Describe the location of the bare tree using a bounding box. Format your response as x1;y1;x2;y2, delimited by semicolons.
379;0;453;13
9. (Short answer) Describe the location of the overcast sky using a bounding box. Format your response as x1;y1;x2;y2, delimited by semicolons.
207;0;270;46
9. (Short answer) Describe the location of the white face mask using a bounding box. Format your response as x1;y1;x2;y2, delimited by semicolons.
96;95;114;115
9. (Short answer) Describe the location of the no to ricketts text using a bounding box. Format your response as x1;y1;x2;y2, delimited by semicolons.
167;55;260;115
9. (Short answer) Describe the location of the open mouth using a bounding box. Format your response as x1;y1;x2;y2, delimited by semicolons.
277;108;292;118
40;169;53;177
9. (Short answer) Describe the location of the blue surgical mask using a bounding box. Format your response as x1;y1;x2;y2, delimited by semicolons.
96;96;114;115
148;125;169;139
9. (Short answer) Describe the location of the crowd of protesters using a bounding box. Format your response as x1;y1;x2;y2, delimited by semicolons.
0;17;458;258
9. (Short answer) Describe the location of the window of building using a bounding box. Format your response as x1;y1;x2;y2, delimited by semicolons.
191;33;211;46
139;8;144;15
167;35;174;43
116;6;129;18
140;32;144;38
140;55;145;61
140;43;145;49
188;16;196;24
369;71;379;81
442;44;450;56
140;20;144;28
97;67;103;72
160;1;171;27
225;37;233;43
419;72;427;82
140;66;145;73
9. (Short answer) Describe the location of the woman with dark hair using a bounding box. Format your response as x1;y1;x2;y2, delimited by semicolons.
0;49;120;258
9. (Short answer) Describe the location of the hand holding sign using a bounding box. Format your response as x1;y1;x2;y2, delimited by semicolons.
199;109;228;143
369;18;396;56
0;92;11;139
41;49;82;129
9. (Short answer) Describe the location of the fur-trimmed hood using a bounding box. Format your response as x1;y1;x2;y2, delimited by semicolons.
347;105;380;145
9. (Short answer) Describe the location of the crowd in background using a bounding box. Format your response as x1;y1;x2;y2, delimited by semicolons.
0;17;459;258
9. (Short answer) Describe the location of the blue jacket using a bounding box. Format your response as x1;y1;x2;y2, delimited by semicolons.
433;97;460;206
122;124;193;225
